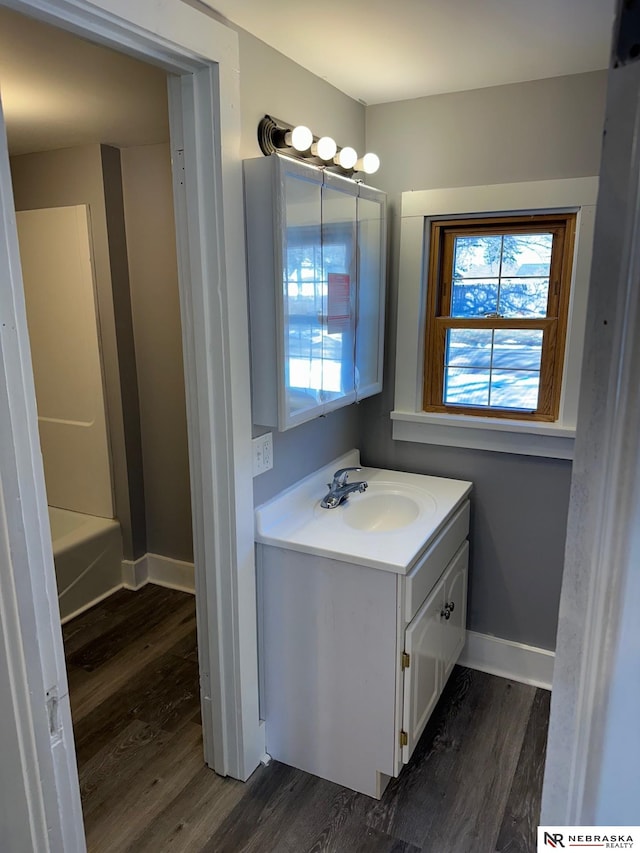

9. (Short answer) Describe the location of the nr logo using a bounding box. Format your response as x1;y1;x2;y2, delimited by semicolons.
544;832;565;848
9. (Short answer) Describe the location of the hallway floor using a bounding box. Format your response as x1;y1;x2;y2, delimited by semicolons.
64;585;549;853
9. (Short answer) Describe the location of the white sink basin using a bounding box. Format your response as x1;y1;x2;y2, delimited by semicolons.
342;491;422;532
255;450;472;574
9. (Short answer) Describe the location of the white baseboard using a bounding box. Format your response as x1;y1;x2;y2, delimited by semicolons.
146;553;195;593
121;556;149;590
458;630;554;690
121;553;195;595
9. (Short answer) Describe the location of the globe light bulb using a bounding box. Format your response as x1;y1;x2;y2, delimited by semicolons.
335;146;358;169
285;125;313;151
312;136;337;161
356;152;380;175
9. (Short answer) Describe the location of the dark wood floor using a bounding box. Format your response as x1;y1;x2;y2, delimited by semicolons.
64;585;550;853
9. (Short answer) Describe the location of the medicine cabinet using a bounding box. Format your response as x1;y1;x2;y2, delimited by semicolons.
243;154;387;431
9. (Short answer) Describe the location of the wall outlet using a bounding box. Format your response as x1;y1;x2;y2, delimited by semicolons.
252;432;273;476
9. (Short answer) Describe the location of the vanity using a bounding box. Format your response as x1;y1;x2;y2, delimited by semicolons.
255;450;472;798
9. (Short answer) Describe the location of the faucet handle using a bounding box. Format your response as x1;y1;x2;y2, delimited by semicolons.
333;466;361;486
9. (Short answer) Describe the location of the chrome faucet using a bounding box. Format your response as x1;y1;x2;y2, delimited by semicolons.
321;467;368;509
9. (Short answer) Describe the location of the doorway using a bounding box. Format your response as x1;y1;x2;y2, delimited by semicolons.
4;7;194;615
0;0;262;849
2;9;203;843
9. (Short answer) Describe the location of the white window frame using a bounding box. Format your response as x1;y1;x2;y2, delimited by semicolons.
392;178;599;459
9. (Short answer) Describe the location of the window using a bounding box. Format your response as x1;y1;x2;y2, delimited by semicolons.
391;178;599;459
285;223;354;397
423;214;576;421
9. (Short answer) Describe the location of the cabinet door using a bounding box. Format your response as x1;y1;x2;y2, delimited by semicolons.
244;153;387;431
440;541;469;683
401;583;443;764
320;172;357;410
401;540;469;764
356;186;386;399
280;159;325;426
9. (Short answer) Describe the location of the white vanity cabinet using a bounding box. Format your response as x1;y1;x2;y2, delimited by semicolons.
401;538;468;761
243;154;386;430
257;495;470;799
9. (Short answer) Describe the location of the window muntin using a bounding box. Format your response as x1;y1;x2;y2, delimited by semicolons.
424;214;576;421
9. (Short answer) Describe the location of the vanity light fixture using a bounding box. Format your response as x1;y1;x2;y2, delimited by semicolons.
257;115;311;154
311;135;337;161
257;115;380;178
285;125;313;152
334;146;358;170
355;153;380;175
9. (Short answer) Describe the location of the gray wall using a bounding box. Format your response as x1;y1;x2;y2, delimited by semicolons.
115;29;368;538
236;28;367;506
361;71;608;650
120;143;193;563
367;71;607;193
117;30;368;532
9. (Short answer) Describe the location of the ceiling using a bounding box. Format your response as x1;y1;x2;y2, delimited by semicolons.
0;6;169;156
202;0;617;105
0;1;617;157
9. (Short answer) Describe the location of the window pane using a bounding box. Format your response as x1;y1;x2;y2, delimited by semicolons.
498;278;549;317
284;170;323;417
321;183;356;403
451;279;499;317
489;370;540;409
446;328;493;367
499;233;552;276
444;367;490;406
453;236;502;278
444;328;543;410
450;232;553;318
492;329;543;370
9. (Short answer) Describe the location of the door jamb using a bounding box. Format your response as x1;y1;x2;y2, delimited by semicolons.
0;0;263;847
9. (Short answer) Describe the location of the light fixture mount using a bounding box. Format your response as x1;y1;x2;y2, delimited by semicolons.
256;115;379;178
257;115;286;156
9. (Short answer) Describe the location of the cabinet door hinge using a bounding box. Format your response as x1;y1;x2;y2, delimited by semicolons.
400;730;408;747
401;651;410;670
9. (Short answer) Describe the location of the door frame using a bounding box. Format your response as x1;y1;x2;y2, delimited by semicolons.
0;0;263;848
541;0;640;823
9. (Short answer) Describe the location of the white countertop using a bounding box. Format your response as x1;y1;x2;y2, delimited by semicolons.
255;450;472;574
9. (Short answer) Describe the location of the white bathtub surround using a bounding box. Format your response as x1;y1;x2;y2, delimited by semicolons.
17;206;114;519
50;505;194;625
121;554;195;594
49;507;122;623
458;631;554;691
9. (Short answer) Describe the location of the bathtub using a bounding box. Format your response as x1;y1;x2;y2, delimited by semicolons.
49;507;123;623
